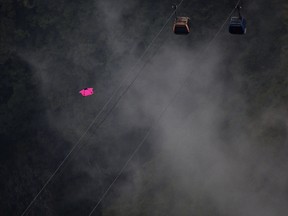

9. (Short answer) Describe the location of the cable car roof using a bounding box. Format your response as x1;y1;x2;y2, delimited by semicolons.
230;17;243;24
175;16;190;25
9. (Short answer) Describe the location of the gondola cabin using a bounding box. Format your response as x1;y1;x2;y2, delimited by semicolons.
229;17;247;34
173;17;190;35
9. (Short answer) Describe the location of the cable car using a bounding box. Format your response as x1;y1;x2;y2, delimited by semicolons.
173;16;190;35
229;17;246;34
229;6;247;35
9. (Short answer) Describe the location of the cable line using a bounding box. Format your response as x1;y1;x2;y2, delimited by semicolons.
87;0;241;215
20;2;184;215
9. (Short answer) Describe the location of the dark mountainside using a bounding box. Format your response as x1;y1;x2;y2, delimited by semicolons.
1;0;288;215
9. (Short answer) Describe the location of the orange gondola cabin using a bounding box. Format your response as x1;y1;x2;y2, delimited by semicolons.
173;16;190;35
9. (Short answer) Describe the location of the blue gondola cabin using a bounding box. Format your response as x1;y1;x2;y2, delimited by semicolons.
229;17;247;34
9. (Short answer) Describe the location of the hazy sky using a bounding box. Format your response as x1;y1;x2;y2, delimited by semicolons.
6;0;288;215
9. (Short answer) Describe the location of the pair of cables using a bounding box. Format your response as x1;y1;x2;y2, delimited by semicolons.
21;0;241;215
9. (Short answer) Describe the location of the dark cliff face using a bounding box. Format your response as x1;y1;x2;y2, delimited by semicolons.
1;0;288;215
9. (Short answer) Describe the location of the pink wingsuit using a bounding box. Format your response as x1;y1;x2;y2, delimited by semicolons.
79;88;94;96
